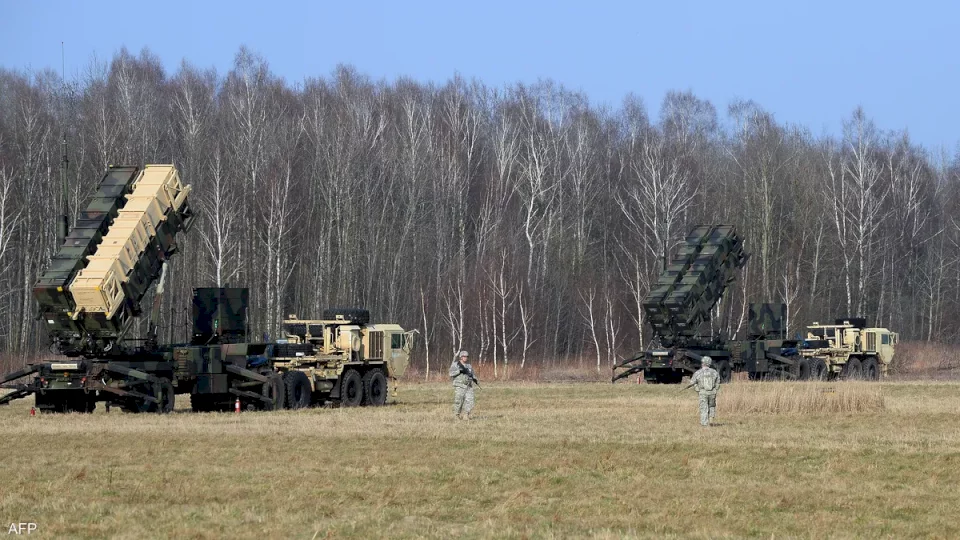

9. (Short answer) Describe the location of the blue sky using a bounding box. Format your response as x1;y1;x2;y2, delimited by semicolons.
1;0;957;152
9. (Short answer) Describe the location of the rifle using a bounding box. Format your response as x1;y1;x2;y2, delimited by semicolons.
680;382;695;392
456;358;481;389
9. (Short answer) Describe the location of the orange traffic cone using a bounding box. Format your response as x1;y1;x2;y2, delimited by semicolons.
30;406;36;416
234;397;240;414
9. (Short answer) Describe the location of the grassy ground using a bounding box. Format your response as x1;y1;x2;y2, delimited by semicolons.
2;381;959;539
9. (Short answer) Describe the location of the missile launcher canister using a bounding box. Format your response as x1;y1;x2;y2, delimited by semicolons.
642;225;747;347
33;165;194;356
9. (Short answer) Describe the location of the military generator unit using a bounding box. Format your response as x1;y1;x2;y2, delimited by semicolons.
0;164;413;414
613;225;899;384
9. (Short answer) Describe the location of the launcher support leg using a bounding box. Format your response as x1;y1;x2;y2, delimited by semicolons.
0;364;42;386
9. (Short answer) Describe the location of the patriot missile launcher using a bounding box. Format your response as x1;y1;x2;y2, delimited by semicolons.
613;225;747;384
0;166;286;413
1;165;197;412
1;164;413;413
34;165;194;357
611;224;898;384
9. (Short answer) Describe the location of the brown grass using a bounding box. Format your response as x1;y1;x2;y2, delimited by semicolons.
2;380;960;538
721;381;885;414
405;361;609;383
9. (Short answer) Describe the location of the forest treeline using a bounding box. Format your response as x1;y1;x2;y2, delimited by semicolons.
0;47;958;375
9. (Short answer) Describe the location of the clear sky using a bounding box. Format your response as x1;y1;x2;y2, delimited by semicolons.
1;0;957;152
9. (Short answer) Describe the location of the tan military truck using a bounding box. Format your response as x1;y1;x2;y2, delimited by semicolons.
799;317;898;380
270;308;414;408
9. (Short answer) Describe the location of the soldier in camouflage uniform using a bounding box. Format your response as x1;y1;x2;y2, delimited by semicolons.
689;356;721;426
449;350;476;420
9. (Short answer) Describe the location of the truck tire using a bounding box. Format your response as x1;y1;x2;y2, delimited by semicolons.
340;369;363;407
810;359;828;380
798;358;812;380
122;380;160;413
842;357;863;380
716;360;732;383
322;308;370;325
362;368;388;406
283;371;312;409
262;373;285;411
862;357;880;381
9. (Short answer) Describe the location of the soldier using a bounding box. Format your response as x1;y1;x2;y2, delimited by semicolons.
449;350;476;420
689;356;721;426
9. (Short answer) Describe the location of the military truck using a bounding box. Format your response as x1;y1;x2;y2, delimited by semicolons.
799;318;897;380
0;164;414;413
612;225;748;384
0;165;284;413
269;309;414;408
610;225;890;384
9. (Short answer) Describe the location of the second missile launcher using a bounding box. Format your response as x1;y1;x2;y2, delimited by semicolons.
614;225;747;383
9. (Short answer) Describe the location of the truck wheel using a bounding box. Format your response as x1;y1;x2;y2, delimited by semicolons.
798;358;812;380
810;359;828;380
362;369;388;406
340;369;363;407
283;371;312;409
862;358;880;381
122;380;158;413
157;378;175;414
262;373;285;411
842;357;863;380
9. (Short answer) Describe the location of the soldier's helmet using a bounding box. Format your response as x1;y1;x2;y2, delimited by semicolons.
701;356;712;367
458;350;469;358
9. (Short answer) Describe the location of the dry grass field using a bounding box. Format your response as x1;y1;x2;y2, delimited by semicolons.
2;380;960;539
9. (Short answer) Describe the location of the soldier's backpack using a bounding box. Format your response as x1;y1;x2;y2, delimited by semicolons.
700;369;719;392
